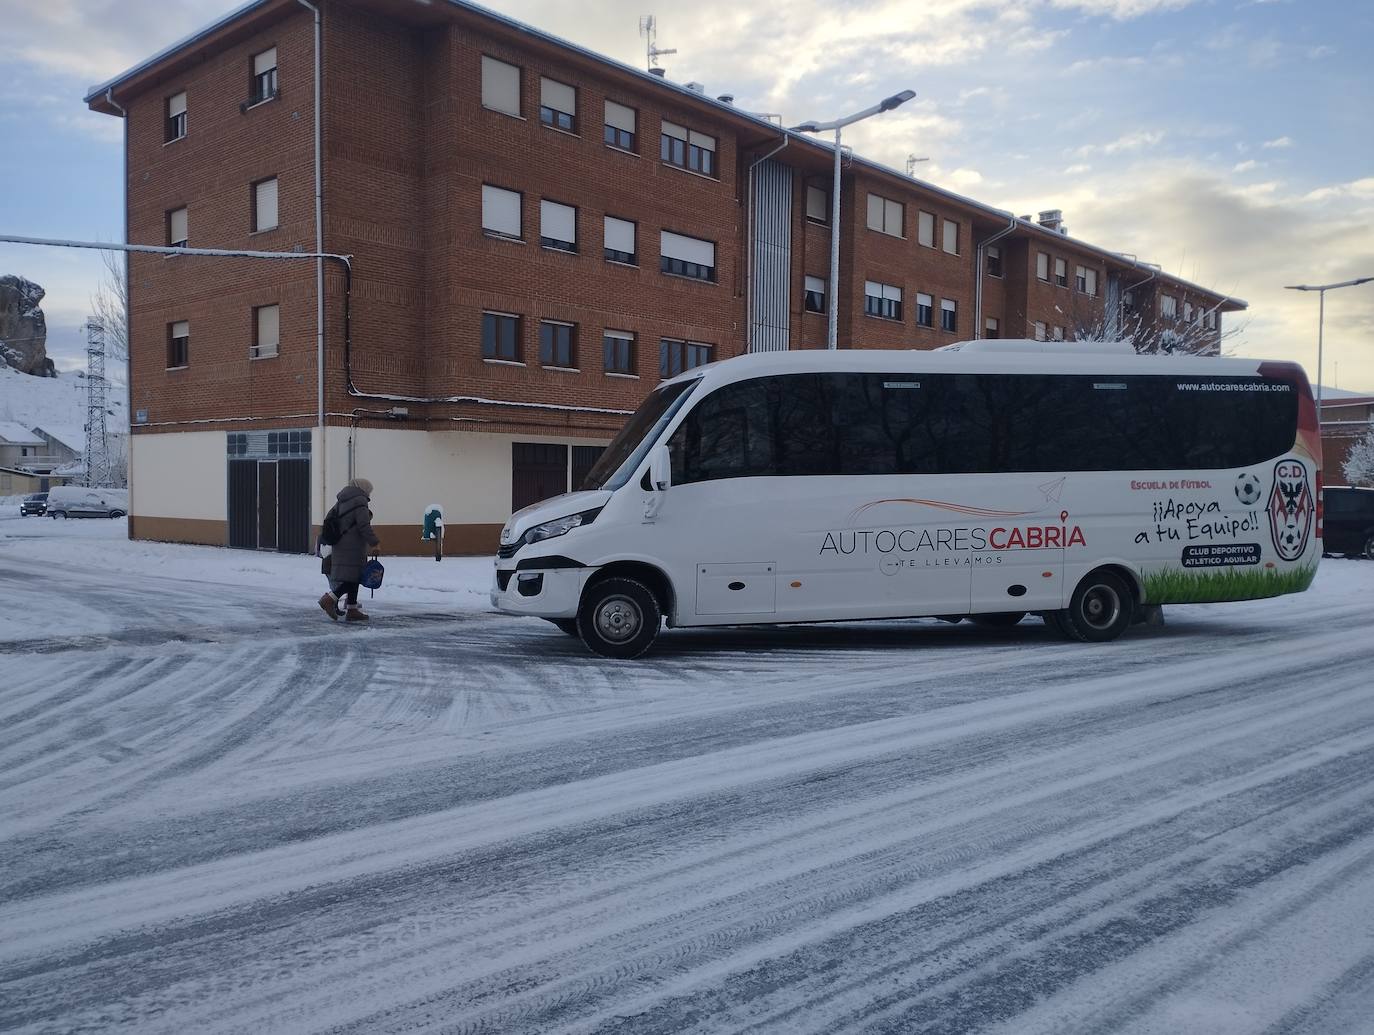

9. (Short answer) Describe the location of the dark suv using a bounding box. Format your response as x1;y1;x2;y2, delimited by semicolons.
1324;486;1374;559
19;492;48;517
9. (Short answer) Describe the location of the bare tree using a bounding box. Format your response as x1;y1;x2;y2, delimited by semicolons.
90;250;129;364
1061;288;1246;356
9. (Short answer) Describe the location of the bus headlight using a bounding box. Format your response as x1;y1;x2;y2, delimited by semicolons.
523;507;602;546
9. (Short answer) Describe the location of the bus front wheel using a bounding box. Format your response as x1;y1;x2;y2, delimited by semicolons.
1052;570;1134;643
577;577;661;659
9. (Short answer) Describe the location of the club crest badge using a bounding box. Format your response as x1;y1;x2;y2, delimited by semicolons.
1267;460;1313;561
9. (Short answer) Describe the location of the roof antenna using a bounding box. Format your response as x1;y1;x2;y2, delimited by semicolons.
905;154;929;176
639;15;676;72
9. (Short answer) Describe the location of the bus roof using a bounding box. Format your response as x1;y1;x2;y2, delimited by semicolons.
663;344;1301;391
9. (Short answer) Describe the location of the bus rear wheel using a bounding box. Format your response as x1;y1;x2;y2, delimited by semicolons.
577;577;661;659
1053;570;1134;643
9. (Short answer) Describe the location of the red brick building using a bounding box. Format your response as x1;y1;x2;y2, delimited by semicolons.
1321;392;1374;486
86;0;1247;554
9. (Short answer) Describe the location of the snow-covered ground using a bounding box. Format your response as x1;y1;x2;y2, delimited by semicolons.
0;364;127;449
2;521;1373;1033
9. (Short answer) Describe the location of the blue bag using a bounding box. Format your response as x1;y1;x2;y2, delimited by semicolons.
360;558;385;591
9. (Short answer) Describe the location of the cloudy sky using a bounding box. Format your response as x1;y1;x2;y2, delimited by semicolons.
1;0;1371;388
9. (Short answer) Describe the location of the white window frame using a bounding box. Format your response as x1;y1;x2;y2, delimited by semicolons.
539;77;577;132
251;47;278;105
539;199;577;251
252;303;280;360
1052;325;1065;341
942;219;959;255
1075;265;1088;293
1034;320;1047;341
1054;257;1067;287
166;91;187;142
252;177;278;233
660;230;716;281
604;215;636;264
481;55;521;117
168;206;188;248
986;244;1002;278
604;100;636;150
804;275;826;313
864;280;902;320
168;320;190;369
984;317;999;338
916;291;933;327
603;329;636;374
481;184;522;239
918;210;935;248
866;193;904;237
1161;294;1177;318
1085;267;1098;296
940;297;958;332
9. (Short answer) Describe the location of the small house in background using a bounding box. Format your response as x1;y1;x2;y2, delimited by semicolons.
0;465;74;497
0;422;47;471
28;425;85;472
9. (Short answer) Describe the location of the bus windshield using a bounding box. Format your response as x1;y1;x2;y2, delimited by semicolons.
580;378;701;491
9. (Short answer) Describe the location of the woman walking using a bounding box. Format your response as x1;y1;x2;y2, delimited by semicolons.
319;477;381;623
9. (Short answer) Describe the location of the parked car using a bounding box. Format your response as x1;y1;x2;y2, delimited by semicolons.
45;485;129;519
19;492;48;516
1324;486;1374;559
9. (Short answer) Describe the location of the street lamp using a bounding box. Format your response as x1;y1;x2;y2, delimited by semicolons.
1284;277;1374;413
791;89;916;349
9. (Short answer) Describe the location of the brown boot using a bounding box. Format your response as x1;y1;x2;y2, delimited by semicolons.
345;605;370;623
318;592;340;621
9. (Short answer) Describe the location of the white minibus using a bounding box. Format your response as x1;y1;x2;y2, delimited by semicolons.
491;342;1321;658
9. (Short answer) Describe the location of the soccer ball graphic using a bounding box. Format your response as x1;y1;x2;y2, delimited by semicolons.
1235;472;1263;506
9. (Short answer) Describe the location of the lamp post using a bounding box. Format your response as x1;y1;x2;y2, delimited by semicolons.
791;90;916;349
1284;277;1374;414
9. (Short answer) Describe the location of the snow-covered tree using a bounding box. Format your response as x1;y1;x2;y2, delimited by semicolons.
1343;426;1374;487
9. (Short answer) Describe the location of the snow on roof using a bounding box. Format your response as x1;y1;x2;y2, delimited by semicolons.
32;423;87;453
0;421;45;446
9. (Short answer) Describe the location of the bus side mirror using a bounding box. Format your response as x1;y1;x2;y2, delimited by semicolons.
649;445;672;492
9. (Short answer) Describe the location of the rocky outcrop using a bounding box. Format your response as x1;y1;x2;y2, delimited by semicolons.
0;275;56;378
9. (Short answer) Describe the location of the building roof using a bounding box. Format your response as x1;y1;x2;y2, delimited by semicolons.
0;421;45;446
84;0;1246;310
32;423;86;453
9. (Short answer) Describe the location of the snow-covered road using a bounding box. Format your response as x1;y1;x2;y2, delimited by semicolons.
2;518;1373;1033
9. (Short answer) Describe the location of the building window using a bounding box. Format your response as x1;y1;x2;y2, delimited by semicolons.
481;55;521;116
985;317;999;338
660;230;716;282
942;220;959;255
481;184;522;239
916;292;933;327
1085;268;1098;296
1184;301;1194;322
604;100;636;150
866;193;904;237
252;177;278;232
539;77;576;132
661;121;715;176
986;245;1002;278
806;185;829;223
250;47;278;105
1034;320;1047;341
540;199;577;252
660;338;712;378
1054;257;1067;288
864;280;902;321
539;320;576;367
1161;294;1177;318
1123;289;1135;308
603;330;635;374
804;275;826;313
1204;310;1215;330
167;206;188;248
918;210;935;248
166;91;187;142
941;298;958;332
1052;325;1065;341
482;311;520;361
167;321;189;368
1036;251;1049;281
252;304;280;359
604;215;636;264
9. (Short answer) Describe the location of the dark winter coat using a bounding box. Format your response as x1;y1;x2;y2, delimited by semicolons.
329;485;379;583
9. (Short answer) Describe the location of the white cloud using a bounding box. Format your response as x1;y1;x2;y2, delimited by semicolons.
1262;135;1294;149
1050;0;1198;18
1232;159;1262;173
1064;163;1093;175
1074;130;1165;158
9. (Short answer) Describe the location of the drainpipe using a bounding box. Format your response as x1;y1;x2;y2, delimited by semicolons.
106;88;130;528
973;213;1016;339
1121;261;1158;348
744;131;788;352
295;0;326;524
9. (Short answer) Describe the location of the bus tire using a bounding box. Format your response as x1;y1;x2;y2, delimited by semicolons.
1054;570;1134;643
547;618;580;637
970;611;1026;628
577;577;661;659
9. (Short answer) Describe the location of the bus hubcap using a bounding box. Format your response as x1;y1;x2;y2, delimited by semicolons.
596;597;641;642
1082;585;1120;630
